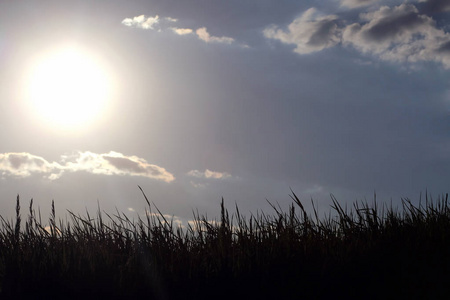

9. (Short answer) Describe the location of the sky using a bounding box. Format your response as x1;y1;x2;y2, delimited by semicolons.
1;0;450;224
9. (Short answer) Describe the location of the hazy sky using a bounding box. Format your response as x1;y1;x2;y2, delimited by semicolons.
1;0;450;223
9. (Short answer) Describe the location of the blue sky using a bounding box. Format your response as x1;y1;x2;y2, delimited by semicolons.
1;0;450;223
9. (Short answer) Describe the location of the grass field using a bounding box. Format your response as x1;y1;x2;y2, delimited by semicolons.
0;187;449;299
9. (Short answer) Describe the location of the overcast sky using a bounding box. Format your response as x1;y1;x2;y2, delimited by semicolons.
1;0;450;224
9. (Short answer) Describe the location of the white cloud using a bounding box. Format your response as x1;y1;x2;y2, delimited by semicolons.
170;27;193;35
122;15;160;30
187;169;232;179
122;14;237;46
0;151;175;182
340;0;380;8
195;27;235;44
263;8;341;54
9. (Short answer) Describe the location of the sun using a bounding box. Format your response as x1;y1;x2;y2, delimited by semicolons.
24;45;113;131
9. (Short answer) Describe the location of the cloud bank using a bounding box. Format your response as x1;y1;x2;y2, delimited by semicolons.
264;3;450;68
0;152;175;182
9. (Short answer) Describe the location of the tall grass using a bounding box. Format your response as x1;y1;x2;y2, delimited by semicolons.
0;188;449;299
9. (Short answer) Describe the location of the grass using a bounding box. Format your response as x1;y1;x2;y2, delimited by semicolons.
0;187;449;299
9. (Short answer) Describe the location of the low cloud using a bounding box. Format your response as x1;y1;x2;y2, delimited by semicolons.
170;27;193;35
146;212;183;227
187;169;232;179
196;27;235;44
264;4;450;68
0;151;175;182
122;15;160;30
263;8;341;54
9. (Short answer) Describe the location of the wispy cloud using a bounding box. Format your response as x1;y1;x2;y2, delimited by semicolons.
122;15;160;30
263;8;341;54
165;17;178;22
264;4;450;68
122;14;236;45
187;169;232;179
304;184;324;194
340;0;380;9
0;151;175;182
195;27;235;44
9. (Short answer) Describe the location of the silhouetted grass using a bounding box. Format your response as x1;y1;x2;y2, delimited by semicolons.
0;187;449;299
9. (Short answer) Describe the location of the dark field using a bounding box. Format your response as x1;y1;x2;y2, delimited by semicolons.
0;188;449;299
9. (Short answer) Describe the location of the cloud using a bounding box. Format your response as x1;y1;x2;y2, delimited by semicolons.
122;15;160;30
304;184;324;194
122;15;237;45
195;27;235;44
189;181;208;188
146;212;183;227
340;0;380;8
187;169;232;179
418;0;450;14
170;27;193;35
263;8;341;54
0;153;61;179
342;4;450;67
263;4;450;68
165;17;178;22
0;151;175;182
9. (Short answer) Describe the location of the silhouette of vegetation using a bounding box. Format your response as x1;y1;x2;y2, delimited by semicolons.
0;187;449;299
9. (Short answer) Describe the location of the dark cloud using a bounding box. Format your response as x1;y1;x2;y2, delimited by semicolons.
342;3;450;67
308;18;340;47
264;3;450;68
438;40;450;53
418;0;450;14
361;7;429;42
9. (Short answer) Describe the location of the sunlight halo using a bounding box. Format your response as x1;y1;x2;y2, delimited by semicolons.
24;44;115;131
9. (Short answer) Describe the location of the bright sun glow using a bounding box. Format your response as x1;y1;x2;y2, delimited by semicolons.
25;45;112;130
